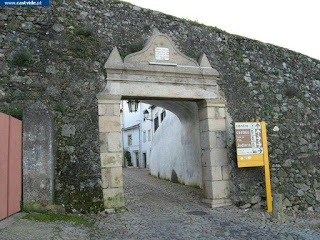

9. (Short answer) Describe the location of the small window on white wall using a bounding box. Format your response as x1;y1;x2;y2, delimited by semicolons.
161;110;166;121
148;130;151;141
143;131;146;143
154;113;159;132
128;134;132;146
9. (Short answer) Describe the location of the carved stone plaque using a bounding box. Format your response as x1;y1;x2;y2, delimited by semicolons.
155;47;169;60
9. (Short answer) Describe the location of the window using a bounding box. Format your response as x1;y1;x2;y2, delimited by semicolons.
143;131;146;143
154;116;159;132
128;134;132;146
161;110;166;122
148;129;151;141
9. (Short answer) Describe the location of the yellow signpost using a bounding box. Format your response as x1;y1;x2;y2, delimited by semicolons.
235;121;272;212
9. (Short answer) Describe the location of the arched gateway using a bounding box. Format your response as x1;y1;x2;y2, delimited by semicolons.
97;29;232;209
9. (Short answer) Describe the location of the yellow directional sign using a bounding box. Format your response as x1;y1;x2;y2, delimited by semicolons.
235;121;272;213
235;122;264;167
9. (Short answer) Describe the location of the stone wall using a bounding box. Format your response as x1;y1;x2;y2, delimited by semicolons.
0;0;319;212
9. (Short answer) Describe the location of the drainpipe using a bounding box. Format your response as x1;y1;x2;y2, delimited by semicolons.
138;102;142;168
138;123;141;168
120;101;126;167
150;105;153;168
151;106;154;141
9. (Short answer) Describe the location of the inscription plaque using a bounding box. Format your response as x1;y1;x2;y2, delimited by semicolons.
155;47;169;60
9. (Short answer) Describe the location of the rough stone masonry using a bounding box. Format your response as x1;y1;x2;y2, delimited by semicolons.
0;0;319;212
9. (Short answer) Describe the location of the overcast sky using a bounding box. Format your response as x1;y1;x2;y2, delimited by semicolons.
125;0;320;60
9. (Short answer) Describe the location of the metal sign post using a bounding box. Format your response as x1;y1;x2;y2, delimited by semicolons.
235;121;272;212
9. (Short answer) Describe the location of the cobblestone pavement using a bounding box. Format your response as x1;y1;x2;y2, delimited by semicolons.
1;168;319;240
94;168;320;240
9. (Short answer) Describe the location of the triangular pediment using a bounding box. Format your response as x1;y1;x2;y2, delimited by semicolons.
124;28;199;66
100;29;223;101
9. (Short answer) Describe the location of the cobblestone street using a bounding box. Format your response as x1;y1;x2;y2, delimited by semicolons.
95;168;320;239
1;168;319;240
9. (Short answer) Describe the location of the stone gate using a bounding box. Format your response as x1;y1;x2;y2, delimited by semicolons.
97;29;232;209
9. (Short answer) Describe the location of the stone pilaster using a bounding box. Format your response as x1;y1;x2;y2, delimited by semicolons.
23;102;55;209
198;100;232;208
98;97;124;209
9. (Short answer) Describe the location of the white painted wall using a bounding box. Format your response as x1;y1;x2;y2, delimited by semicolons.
121;101;153;168
147;101;202;188
121;100;202;188
139;103;153;168
122;127;140;167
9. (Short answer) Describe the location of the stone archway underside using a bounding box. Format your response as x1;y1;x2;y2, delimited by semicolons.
97;29;231;209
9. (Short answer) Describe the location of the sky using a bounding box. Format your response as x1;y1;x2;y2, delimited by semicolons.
125;0;320;60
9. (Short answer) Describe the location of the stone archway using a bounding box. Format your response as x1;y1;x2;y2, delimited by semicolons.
97;29;231;209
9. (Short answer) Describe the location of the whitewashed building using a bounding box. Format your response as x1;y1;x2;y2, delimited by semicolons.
121;101;168;168
121;100;201;188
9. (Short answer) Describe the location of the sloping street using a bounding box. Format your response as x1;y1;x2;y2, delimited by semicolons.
1;168;319;240
95;169;320;239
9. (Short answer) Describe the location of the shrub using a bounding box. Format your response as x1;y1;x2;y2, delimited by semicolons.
128;41;144;53
125;151;132;166
75;27;93;37
71;40;87;58
12;49;32;67
119;41;144;60
53;104;65;114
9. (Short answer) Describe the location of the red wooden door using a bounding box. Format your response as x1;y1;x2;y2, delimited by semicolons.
0;113;22;220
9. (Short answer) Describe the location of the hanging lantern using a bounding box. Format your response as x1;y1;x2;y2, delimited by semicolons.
127;100;139;112
143;109;149;120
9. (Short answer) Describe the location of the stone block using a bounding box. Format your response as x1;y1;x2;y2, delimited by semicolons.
99;133;108;153
206;107;225;119
103;188;125;209
23;102;55;206
204;180;230;199
214;131;227;148
98;103;120;116
107;132;121;152
203;166;222;181
99;116;120;132
61;124;75;137
315;190;320;201
198;107;208;121
196;100;207;110
100;153;122;168
197;100;225;109
202;198;232;208
222;165;232;180
97;96;122;104
201;148;229;167
201;131;226;150
217;108;226;119
101;167;123;188
272;194;285;222
206;101;226;108
208;119;226;131
113;104;120;116
98;104;113;116
199;119;209;133
200;119;226;132
200;131;210;149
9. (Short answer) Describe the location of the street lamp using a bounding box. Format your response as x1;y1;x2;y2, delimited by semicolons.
127;100;139;112
143;109;152;121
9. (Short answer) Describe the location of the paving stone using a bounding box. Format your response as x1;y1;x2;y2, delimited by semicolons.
1;169;319;239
